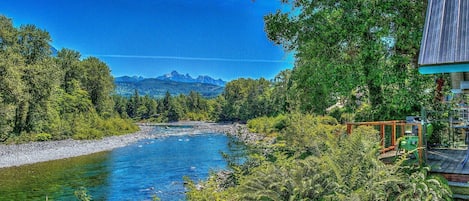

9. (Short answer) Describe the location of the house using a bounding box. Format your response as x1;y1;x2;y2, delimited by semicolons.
419;0;469;93
419;0;469;198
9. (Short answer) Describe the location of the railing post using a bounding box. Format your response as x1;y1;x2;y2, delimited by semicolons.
392;121;396;147
380;124;385;153
400;124;405;138
418;124;423;166
347;123;352;135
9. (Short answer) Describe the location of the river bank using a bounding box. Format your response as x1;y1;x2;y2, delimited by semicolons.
155;121;263;144
0;122;260;169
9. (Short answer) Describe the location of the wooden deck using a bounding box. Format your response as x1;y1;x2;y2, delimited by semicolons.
347;120;469;183
378;148;469;182
427;149;469;182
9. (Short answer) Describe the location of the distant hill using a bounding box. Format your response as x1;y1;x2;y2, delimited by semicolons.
156;71;226;86
114;76;224;99
114;75;145;83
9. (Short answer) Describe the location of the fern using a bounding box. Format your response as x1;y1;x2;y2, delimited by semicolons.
186;114;453;200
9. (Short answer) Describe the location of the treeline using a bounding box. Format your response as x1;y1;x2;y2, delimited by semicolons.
113;90;221;122
116;77;287;123
0;15;137;143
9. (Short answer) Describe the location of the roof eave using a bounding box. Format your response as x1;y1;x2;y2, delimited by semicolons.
419;63;469;74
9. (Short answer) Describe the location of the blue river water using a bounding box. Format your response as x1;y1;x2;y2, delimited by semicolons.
0;126;245;201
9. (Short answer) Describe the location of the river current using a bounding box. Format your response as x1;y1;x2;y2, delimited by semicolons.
0;126;244;201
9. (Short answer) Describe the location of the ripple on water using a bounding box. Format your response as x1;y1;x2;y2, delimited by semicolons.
0;129;246;201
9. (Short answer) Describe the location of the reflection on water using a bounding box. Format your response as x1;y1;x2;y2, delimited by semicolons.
0;151;110;200
0;127;244;201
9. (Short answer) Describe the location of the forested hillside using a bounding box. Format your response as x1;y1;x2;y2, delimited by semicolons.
0;15;137;143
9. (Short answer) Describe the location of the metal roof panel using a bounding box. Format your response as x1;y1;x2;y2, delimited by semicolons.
419;0;469;66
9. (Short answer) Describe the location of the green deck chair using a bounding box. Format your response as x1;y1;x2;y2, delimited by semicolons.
396;124;432;159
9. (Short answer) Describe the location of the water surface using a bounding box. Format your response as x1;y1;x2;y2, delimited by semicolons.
0;126;243;200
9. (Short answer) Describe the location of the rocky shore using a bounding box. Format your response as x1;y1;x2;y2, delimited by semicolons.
0;122;261;169
192;122;264;144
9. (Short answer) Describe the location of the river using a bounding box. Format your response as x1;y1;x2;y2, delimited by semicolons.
0;126;245;201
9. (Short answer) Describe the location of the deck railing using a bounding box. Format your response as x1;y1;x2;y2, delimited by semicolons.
346;121;424;164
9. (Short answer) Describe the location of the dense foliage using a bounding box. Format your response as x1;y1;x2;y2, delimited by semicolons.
264;0;437;120
222;78;279;122
186;0;455;200
0;15;138;143
186;114;452;200
0;0;456;198
117;77;287;123
114;90;222;122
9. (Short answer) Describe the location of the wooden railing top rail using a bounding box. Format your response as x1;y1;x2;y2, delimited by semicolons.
346;120;420;127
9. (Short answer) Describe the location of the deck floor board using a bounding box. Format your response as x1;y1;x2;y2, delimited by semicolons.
380;149;469;181
427;149;469;175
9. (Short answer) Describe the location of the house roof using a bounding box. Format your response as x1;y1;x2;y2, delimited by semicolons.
418;0;469;74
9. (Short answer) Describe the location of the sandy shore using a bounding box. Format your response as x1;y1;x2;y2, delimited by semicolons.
0;122;260;169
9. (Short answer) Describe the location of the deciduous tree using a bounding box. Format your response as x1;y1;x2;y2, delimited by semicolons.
80;57;115;117
265;0;432;119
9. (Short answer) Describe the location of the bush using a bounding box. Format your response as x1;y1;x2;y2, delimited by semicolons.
106;117;139;135
5;133;34;144
72;128;103;140
69;114;138;140
354;103;373;122
316;115;338;125
0;132;11;143
273;114;288;131
184;112;208;121
34;133;52;141
187;113;453;200
247;115;288;134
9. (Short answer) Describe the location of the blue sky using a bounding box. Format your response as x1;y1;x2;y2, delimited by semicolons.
1;0;293;81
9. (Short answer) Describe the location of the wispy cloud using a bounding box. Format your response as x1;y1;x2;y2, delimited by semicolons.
88;54;292;63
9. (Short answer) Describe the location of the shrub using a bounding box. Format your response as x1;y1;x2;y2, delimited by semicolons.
247;115;288;134
184;112;207;121
5;133;34;144
354;103;373;122
187;113;453;200
34;133;52;141
273;114;288;131
72;126;104;140
316;115;338;125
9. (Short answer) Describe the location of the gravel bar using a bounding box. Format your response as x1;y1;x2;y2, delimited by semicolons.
0;125;155;168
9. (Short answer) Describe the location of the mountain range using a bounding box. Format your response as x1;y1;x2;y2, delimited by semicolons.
114;71;226;98
115;71;226;86
157;71;226;86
